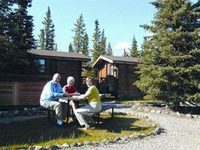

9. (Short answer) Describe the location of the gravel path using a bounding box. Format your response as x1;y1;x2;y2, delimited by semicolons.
75;108;200;150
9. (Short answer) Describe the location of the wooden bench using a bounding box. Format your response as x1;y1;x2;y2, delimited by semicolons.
92;102;118;124
42;101;70;123
40;107;55;122
43;101;119;124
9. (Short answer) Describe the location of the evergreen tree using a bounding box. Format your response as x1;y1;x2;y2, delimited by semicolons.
99;29;106;55
54;43;57;51
68;42;73;52
0;0;35;73
130;36;138;57
136;0;200;104
38;7;55;50
72;14;88;54
0;0;14;71
106;42;113;55
192;0;200;49
82;33;89;56
38;29;45;49
123;49;129;57
92;19;102;62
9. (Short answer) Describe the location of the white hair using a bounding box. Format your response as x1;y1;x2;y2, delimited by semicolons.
67;76;75;84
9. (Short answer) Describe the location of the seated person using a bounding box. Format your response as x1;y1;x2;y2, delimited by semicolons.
62;76;80;118
70;76;102;130
40;73;68;126
62;76;79;95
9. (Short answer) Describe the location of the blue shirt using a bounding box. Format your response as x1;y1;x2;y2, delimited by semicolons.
40;80;64;105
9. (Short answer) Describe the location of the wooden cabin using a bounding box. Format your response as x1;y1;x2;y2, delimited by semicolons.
0;49;90;106
92;55;142;98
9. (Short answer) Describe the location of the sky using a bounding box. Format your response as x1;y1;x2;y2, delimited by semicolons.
28;0;198;56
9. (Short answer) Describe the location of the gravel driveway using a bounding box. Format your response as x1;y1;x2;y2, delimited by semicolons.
76;108;200;150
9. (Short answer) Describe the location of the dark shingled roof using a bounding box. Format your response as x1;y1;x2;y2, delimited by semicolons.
92;55;141;68
28;49;90;61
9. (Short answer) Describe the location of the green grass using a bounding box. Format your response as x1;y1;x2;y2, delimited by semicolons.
0;113;155;149
117;99;162;105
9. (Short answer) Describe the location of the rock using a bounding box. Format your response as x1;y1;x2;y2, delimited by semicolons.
47;145;60;150
83;141;91;145
101;139;110;144
61;143;69;148
146;108;151;112
156;110;161;114
113;137;121;142
91;141;99;146
155;127;165;135
28;146;47;150
185;114;192;118
69;142;77;147
137;107;142;111
150;110;155;113
176;112;181;116
76;142;82;147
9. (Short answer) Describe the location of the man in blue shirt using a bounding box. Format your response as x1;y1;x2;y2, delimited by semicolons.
40;73;68;126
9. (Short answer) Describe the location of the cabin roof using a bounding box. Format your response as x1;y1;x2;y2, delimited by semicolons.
92;55;141;68
28;49;90;62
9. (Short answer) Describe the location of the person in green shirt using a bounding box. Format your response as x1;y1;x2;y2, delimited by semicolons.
70;76;102;130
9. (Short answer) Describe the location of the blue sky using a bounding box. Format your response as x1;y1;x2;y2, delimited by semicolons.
29;0;197;56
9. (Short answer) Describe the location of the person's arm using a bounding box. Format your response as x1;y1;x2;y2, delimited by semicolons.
62;85;66;93
72;86;91;100
49;83;64;98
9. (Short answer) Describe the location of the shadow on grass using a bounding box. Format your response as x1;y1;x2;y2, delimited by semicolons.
0;114;153;148
95;114;150;133
0;118;86;147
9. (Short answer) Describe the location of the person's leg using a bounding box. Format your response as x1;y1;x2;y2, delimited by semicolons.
43;101;62;120
61;102;68;120
71;103;94;127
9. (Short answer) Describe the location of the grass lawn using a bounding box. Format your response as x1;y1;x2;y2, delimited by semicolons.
118;99;162;105
0;113;155;149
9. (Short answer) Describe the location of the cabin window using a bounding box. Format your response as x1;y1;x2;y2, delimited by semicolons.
32;59;45;73
108;65;118;78
37;59;45;73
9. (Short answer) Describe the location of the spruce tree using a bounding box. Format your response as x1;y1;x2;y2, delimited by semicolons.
54;43;57;50
0;0;13;71
136;0;200;104
130;36;138;57
38;29;45;49
106;42;113;55
192;0;200;49
92;19;102;62
0;0;35;73
99;29;106;55
72;14;88;54
38;7;55;50
68;42;73;52
82;33;89;56
123;49;129;57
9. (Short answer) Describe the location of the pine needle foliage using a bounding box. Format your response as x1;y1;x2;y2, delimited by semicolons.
136;0;200;104
0;0;35;73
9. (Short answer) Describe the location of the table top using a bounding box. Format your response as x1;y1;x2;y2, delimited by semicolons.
59;96;81;103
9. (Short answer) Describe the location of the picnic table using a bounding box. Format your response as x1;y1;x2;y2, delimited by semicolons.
44;96;78;123
58;96;79;123
46;96;126;125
